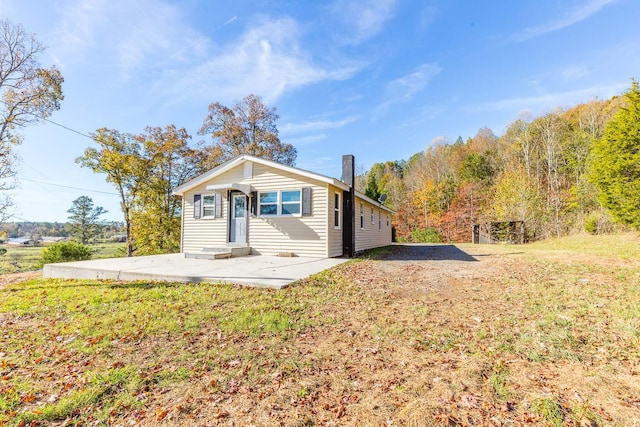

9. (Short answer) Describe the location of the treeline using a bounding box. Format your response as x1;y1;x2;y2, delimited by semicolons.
360;88;632;243
1;221;124;240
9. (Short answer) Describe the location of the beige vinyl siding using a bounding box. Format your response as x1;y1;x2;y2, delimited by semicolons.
327;185;343;257
249;163;328;257
182;184;229;253
355;195;392;252
182;161;331;257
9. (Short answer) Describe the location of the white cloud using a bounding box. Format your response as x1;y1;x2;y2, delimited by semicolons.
157;17;361;105
224;16;238;25
510;0;619;42
418;4;438;30
285;134;328;147
52;0;209;80
376;63;442;114
281;117;357;135
331;0;396;44
560;66;589;80
296;156;338;174
464;81;628;114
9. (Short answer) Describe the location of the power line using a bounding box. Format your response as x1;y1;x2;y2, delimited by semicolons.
20;177;119;196
0;99;95;142
39;115;94;140
6;214;37;222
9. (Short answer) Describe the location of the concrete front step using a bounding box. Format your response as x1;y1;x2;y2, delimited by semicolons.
184;246;251;260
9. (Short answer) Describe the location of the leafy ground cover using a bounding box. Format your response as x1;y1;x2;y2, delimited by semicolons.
0;242;126;274
1;235;639;425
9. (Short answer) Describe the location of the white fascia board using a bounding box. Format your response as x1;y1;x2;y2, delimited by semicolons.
354;191;396;214
173;154;350;195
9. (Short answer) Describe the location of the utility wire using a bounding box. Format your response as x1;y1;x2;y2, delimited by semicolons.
0;99;95;142
19;177;119;196
6;214;36;222
39;116;94;140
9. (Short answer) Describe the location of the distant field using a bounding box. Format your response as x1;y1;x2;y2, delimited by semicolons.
0;234;639;425
0;242;126;274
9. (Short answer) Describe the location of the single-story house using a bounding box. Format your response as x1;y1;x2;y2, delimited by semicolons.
6;237;38;246
173;154;395;258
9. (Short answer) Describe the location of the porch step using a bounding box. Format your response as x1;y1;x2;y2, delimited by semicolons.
184;246;251;260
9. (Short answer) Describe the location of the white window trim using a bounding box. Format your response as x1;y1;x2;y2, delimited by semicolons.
258;189;302;217
334;192;341;229
370;207;374;225
201;193;217;219
378;209;382;231
360;202;364;229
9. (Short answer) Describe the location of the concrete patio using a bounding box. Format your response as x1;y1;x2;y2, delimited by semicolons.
42;253;349;289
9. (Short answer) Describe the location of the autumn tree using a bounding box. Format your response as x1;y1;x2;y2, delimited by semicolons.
131;125;202;254
199;94;296;166
0;19;64;220
79;126;206;256
488;167;545;239
76;129;143;257
590;80;640;229
363;160;404;208
66;196;107;244
531;110;570;236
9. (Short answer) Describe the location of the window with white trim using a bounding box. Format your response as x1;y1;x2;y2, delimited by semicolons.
378;209;381;231
202;194;216;218
281;190;301;215
258;190;302;216
259;191;278;215
370;207;374;224
334;192;340;228
360;202;364;229
194;193;219;219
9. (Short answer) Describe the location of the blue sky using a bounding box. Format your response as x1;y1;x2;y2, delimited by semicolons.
2;0;639;222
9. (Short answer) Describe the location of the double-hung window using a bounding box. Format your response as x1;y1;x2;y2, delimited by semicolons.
259;190;302;216
259;191;278;215
370;207;374;225
194;193;219;219
281;190;301;215
360;203;364;229
202;194;216;218
334;192;340;228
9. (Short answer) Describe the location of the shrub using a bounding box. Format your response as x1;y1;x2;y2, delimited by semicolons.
411;227;441;243
584;211;615;235
584;214;598;235
41;241;92;264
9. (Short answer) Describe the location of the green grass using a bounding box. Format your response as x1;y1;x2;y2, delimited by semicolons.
0;274;324;425
19;366;144;424
0;245;43;273
490;361;511;400
0;242;126;273
525;232;640;259
1;234;640;425
531;396;564;427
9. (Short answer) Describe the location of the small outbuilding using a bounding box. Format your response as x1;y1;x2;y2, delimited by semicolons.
6;237;37;246
173;154;394;258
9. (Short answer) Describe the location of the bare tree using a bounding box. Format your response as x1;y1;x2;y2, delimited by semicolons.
0;19;64;220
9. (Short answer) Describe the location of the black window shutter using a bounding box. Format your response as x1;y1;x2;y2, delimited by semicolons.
302;187;312;216
250;191;257;216
214;194;222;218
193;194;201;219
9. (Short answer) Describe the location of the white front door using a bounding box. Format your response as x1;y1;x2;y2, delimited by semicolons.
229;193;247;243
